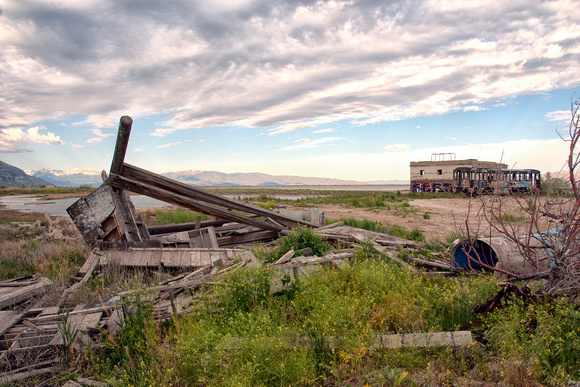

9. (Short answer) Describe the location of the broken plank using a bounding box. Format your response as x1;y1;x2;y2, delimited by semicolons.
271;249;295;265
78;250;101;277
0;277;53;309
408;257;453;271
217;230;279;246
0;311;24;336
106;309;124;337
108;172;288;233
206;227;219;249
0;366;56;385
147;219;228;235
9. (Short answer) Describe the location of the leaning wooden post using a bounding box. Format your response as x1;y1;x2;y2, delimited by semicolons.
110;115;133;176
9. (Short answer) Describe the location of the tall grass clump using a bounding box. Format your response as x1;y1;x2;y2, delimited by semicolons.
255;226;331;263
87;291;178;385
485;299;580;385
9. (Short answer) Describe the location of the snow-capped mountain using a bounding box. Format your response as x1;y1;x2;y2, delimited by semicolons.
26;168;102;187
0;161;55;187
26;168;370;187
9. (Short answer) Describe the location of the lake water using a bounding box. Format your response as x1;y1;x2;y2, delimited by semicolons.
0;195;170;217
0;185;409;217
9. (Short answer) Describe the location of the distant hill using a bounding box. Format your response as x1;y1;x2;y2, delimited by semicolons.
26;167;404;187
26;168;102;187
162;170;366;187
0;161;55;188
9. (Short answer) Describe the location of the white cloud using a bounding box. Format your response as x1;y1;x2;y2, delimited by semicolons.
0;126;63;152
545;110;572;122
155;142;181;149
1;0;580;167
384;144;410;152
86;128;114;144
225;153;245;159
313;128;334;134
463;105;487;112
151;128;178;137
283;136;343;150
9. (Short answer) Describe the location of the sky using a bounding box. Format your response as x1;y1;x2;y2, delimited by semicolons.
1;0;579;182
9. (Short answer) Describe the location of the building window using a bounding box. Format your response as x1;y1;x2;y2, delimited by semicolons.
437;169;443;175
420;170;425;176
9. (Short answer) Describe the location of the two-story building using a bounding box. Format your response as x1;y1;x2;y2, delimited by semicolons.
410;155;507;193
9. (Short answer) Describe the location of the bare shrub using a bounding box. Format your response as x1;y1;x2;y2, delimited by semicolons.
464;96;580;298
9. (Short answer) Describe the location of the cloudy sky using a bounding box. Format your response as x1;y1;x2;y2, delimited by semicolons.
1;0;579;182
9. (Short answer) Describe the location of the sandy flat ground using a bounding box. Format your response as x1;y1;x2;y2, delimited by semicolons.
313;196;545;242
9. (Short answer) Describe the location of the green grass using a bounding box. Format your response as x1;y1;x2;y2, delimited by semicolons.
499;212;527;222
0;223;89;282
84;257;502;386
143;207;211;225
253;226;332;263
485;299;580;385
209;188;464;211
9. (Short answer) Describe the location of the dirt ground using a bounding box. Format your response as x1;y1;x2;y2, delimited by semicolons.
315;196;539;242
0;194;544;243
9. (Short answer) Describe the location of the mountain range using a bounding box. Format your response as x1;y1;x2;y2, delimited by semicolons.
0;160;406;188
0;160;55;188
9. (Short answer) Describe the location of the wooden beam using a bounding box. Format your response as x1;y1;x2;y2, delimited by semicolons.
117;163;316;228
110;115;133;176
147;219;229;235
108;173;286;232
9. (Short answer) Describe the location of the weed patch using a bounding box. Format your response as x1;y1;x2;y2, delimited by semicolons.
485;299;580;385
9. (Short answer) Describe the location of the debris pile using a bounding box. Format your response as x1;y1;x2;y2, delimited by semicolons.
0;116;455;385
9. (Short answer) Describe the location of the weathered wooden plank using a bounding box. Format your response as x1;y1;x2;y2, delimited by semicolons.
0;366;56;384
106;309;124;337
370;331;473;349
79;312;102;331
132;249;152;268
66;185;115;247
170;250;182;268
181;249;194;267
49;313;85;346
79;250;101;276
0;277;52;309
0;311;23;336
217;230;279;246
108;173;287;233
38;306;60;316
190;250;203;267
200;250;212;266
148;219;228;235
111;188;143;243
149;249;162;267
206;227;219;248
271;249;295;265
